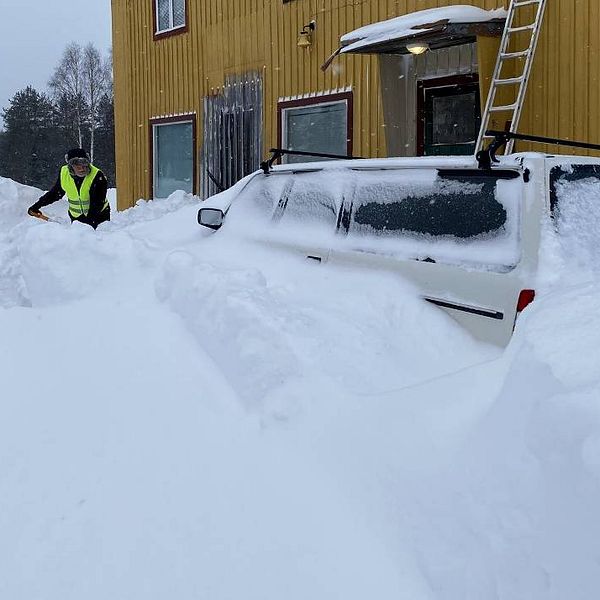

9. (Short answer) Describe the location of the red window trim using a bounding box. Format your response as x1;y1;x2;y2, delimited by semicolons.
152;0;189;41
149;114;197;198
277;91;354;160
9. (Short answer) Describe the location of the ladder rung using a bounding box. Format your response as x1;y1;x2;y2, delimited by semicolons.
493;76;526;86
489;104;518;112
476;0;546;155
500;49;531;59
508;24;536;33
513;0;542;7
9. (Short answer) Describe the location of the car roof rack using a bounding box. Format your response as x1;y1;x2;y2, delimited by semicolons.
260;148;365;174
477;130;600;170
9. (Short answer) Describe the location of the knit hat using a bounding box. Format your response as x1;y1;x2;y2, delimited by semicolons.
65;148;90;163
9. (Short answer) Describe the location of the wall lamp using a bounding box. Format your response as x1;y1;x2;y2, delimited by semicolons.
298;20;316;48
406;41;430;55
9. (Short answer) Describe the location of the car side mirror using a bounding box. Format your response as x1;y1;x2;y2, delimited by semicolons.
198;207;225;230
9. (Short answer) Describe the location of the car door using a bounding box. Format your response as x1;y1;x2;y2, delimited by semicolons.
327;166;529;346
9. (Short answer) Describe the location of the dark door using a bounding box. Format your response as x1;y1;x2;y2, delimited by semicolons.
418;75;481;156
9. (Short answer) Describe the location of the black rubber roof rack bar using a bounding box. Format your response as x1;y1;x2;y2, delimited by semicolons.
261;148;365;174
477;130;600;170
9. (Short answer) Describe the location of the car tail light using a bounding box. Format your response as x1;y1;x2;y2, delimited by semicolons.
516;289;536;313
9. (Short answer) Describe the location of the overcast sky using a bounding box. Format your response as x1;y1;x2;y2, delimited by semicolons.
0;0;112;124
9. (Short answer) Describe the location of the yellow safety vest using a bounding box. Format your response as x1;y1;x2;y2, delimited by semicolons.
60;164;107;218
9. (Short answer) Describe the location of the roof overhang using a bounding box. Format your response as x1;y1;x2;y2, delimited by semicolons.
342;20;506;55
323;6;507;69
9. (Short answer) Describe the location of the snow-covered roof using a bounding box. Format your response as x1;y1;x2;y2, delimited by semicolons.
339;5;507;54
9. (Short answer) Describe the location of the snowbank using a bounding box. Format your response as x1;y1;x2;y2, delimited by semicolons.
1;173;600;599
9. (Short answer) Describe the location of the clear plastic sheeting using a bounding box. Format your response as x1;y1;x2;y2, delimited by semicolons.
201;74;263;199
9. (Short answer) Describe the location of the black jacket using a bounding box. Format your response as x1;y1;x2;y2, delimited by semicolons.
31;168;109;221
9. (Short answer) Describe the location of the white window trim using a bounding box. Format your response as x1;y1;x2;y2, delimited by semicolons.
155;0;186;35
152;118;194;199
281;99;349;163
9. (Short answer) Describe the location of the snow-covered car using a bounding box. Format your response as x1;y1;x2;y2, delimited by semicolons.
198;152;600;346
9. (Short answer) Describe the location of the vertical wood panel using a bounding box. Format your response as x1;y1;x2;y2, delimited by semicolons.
112;0;600;208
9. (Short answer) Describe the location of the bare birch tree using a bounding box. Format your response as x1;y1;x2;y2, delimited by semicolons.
82;43;111;161
49;42;85;148
49;42;112;161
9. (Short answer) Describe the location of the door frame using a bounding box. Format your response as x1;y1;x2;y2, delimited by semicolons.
416;74;480;156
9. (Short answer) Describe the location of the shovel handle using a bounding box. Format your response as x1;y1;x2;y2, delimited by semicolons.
28;209;50;221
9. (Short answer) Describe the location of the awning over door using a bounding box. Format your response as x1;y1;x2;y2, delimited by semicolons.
325;5;506;68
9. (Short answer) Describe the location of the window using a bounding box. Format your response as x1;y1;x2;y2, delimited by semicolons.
343;169;522;271
226;171;339;230
151;116;195;199
417;75;481;156
155;0;186;36
349;172;506;239
273;175;339;229
550;164;600;266
278;93;352;164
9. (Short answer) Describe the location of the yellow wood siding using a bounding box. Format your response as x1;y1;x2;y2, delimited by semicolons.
112;0;599;209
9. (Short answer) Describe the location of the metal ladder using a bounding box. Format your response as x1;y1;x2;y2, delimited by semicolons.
476;0;548;155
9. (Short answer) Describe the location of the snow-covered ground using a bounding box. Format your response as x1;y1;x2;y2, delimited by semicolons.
1;175;599;599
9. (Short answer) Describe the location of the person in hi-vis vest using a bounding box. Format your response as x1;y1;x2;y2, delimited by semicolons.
28;148;110;229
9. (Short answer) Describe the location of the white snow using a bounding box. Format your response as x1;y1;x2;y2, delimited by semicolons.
1;171;600;599
340;6;507;53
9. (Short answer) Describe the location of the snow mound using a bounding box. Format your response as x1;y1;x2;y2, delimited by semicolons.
2;167;600;599
0;181;200;308
155;241;493;414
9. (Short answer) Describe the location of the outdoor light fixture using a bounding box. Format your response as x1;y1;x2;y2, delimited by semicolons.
298;20;316;48
406;41;430;55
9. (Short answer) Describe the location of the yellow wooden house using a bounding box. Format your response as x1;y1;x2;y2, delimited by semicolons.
111;0;600;210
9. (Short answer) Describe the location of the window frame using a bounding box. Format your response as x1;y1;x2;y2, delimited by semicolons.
277;91;353;163
149;114;197;199
153;0;188;40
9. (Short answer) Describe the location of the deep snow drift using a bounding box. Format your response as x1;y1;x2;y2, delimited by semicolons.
1;175;599;599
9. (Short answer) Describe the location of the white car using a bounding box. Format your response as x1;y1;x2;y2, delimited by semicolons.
198;150;600;346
